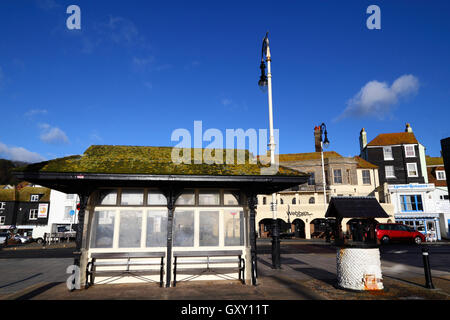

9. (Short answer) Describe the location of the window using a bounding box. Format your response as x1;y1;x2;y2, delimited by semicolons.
147;191;167;205
120;189;144;205
440;195;449;200
66;194;74;200
146;210;167;247
404;145;416;158
383;146;393;160
262;197;267;205
119;210;143;248
401;195;423;212
99;190;117;205
224;210;244;246
309;197;315;204
64;206;72;220
199;211;220;246
308;172;315;185
30;194;40;202
436;171;446;180
0;216;5;225
385;165;395;178
91;188;246;250
292;198;296;205
0;202;5;210
362;170;371;185
91;210;115;248
198;191;220;206
333;169;342;184
224;192;240;205
175;190;195;205
280;198;284;205
407;163;418;177
29;209;38;220
173;210;195;247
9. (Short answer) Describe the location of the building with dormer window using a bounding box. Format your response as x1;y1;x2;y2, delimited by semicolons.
360;124;444;240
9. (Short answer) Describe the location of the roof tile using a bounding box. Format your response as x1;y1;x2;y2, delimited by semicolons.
367;132;418;146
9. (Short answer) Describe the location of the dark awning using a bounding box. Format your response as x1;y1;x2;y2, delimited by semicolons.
325;196;389;219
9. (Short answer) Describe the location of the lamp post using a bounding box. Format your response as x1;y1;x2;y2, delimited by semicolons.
319;123;331;241
319;123;330;210
259;32;281;269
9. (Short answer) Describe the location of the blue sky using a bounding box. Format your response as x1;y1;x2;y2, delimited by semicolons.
1;0;450;163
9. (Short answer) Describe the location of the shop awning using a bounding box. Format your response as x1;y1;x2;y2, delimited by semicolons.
325;196;389;219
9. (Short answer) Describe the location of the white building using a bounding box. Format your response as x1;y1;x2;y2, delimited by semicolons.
20;189;79;242
388;183;441;240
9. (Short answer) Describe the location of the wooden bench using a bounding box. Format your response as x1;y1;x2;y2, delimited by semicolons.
172;250;245;287
85;252;166;288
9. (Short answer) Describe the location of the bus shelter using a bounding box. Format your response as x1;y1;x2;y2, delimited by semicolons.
14;145;308;288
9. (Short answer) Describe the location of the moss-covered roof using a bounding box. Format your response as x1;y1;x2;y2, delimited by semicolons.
14;145;306;177
0;186;50;202
277;151;343;162
426;155;444;166
353;156;378;169
367;132;418;146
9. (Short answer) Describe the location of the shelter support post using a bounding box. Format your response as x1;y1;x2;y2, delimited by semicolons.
73;193;90;290
247;194;258;285
162;188;182;288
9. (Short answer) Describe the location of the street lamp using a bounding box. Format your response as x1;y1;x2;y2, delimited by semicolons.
258;32;281;269
319;122;330;219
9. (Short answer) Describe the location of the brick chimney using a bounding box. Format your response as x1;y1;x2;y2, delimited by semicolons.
314;126;321;152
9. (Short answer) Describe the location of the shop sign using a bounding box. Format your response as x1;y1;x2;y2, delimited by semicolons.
389;184;434;190
288;211;313;218
38;203;49;218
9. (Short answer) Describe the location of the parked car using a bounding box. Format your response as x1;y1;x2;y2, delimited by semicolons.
13;234;31;244
376;223;426;245
0;232;9;245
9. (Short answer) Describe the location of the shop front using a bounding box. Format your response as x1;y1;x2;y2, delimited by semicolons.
395;213;441;241
388;183;441;241
14;145;308;288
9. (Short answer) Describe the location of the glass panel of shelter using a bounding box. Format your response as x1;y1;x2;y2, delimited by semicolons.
90;188;245;250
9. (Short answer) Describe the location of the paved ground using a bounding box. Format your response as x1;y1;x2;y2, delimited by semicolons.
1;240;449;301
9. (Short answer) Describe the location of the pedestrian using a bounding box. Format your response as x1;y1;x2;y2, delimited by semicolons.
356;221;364;242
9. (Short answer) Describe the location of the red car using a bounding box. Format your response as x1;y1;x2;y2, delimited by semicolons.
376;223;425;245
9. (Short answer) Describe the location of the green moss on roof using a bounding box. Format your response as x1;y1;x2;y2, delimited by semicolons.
278;151;343;162
354;156;378;169
0;189;15;201
0;186;50;202
426;155;444;166
14;145;306;177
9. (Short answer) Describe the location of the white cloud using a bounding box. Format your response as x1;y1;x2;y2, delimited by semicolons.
89;132;103;142
39;123;69;144
25;109;48;117
97;16;146;48
221;98;232;106
35;0;61;11
131;56;155;72
0;142;46;163
336;74;419;121
133;56;155;67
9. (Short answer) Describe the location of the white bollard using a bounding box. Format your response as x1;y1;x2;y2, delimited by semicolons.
336;247;383;291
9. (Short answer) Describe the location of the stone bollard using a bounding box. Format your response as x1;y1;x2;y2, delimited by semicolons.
336;244;383;291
